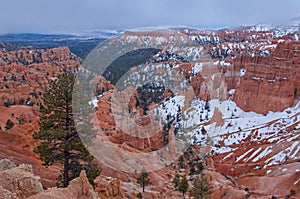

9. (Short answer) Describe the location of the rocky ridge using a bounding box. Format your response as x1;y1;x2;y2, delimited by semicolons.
88;26;300;198
0;46;81;106
0;159;124;199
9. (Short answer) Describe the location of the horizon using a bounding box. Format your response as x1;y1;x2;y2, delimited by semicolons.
0;22;298;36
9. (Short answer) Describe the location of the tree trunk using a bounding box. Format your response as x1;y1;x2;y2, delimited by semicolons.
142;182;145;192
63;96;70;187
63;151;69;187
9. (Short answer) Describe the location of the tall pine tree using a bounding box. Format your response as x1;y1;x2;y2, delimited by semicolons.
33;72;100;187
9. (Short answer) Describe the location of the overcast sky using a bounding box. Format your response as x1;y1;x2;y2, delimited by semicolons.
0;0;299;34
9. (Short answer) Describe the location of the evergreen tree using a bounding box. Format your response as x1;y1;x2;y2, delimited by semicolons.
33;73;100;187
136;192;143;199
173;174;180;190
137;168;150;192
190;173;211;199
5;119;14;130
178;175;189;196
290;189;296;196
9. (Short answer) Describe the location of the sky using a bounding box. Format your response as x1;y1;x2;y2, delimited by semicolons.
0;0;299;34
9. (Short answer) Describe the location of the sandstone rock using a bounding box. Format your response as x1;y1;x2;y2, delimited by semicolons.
228;42;300;114
0;105;60;188
0;185;17;199
0;161;43;198
0;158;16;171
68;170;99;199
29;171;99;199
0;47;81;107
94;176;124;199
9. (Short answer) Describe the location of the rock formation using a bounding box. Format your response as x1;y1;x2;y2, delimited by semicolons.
0;105;60;188
0;159;125;199
0;47;81;106
0;160;43;199
29;171;99;199
230;42;300;113
0;25;300;198
94;176;124;199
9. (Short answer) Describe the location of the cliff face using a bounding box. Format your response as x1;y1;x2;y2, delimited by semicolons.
95;90;166;152
0;47;81;106
180;26;300;113
229;42;300;113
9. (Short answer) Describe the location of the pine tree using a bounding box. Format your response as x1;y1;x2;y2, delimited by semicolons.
33;73;100;187
178;175;189;196
136;192;143;199
5;119;14;130
190;173;211;199
173;174;180;190
137;168;150;192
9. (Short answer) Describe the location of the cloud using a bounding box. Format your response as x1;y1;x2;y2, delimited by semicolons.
0;0;299;33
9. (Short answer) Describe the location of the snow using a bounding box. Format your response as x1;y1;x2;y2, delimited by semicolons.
250;24;271;32
182;98;300;157
162;96;185;118
98;35;300;167
290;143;300;159
228;89;235;95
282;168;287;172
287;134;300;142
235;148;254;162
214;147;237;154
252;77;263;81
240;69;246;76
219;61;231;66
252;146;273;162
155;37;167;45
254;166;261;170
244;147;262;162
295;34;299;41
89;97;99;108
222;152;233;161
193;63;203;74
265;141;299;166
126;35;138;42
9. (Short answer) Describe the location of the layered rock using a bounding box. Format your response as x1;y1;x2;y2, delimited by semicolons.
0;158;16;171
94;176;124;199
29;171;99;199
0;105;59;188
229;42;300;113
0;47;81;106
0;161;43;199
0;159;127;199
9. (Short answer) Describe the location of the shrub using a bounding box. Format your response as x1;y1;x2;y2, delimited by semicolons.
290;190;296;196
4;102;10;107
136;192;143;199
5;119;14;130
